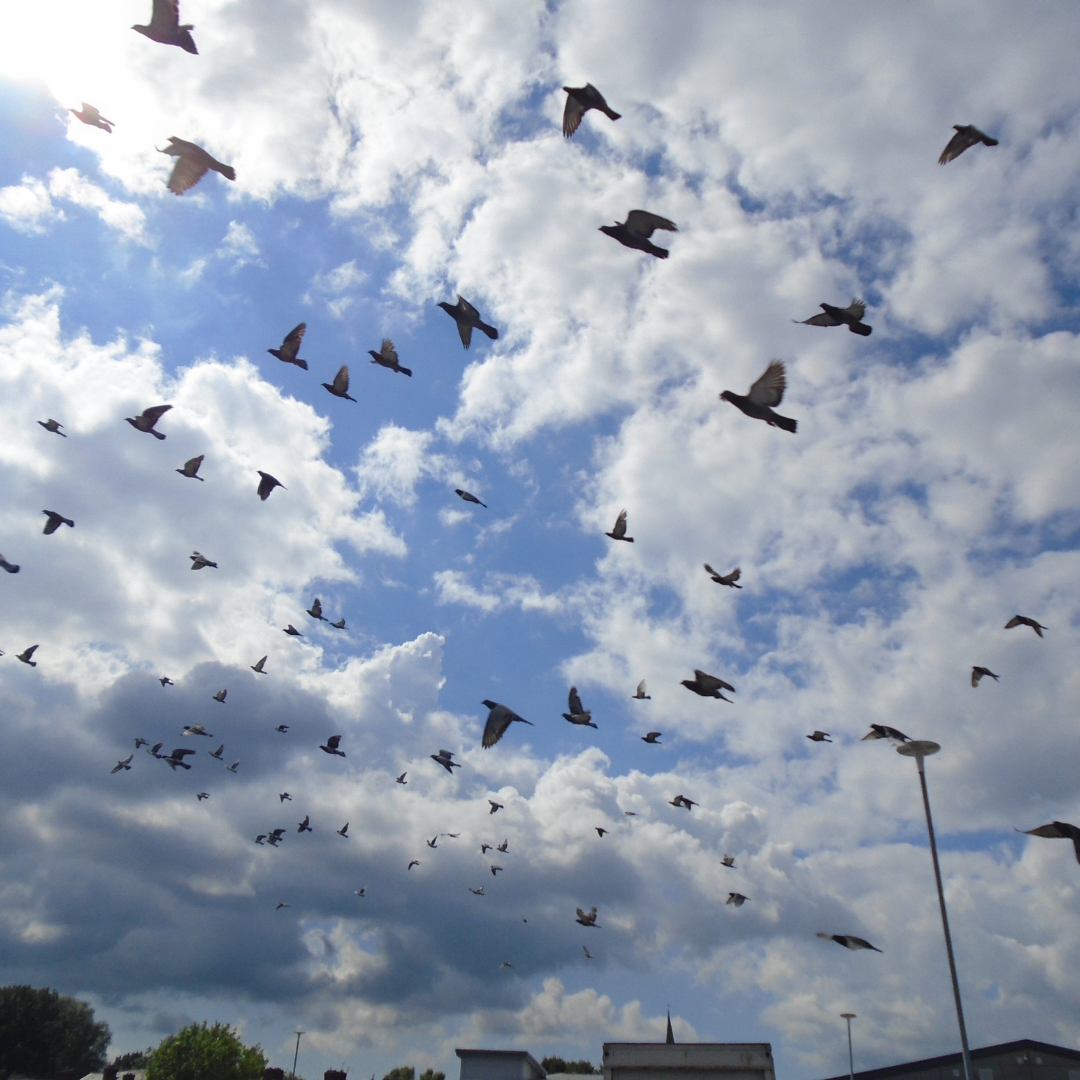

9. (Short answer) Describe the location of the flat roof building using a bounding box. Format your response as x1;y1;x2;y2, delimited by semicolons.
457;1049;547;1080
818;1039;1080;1080
602;1043;776;1080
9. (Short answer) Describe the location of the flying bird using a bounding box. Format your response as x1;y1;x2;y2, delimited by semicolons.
563;686;596;728
562;84;621;138
16;645;38;667
726;893;749;907
268;324;308;369
396;772;407;784
670;795;697;810
320;735;346;757
595;827;607;837
159;138;235;195
481;700;534;748
481;844;492;853
438;295;499;350
196;792;209;801
159;677;173;686
355;888;366;897
704;565;742;588
279;792;292;802
297;816;312;833
330;617;347;629
275;725;289;733
212;689;227;702
681;670;735;701
0;554;20;574
209;745;224;760
496;839;509;852
41;511;74;535
226;760;240;772
337;823;350;837
426;836;438;849
430;749;460;773
190;551;218;569
720;361;797;432
135;738;149;749
861;724;910;744
257;472;285;500
38;419;66;436
307;598;327;621
1005;615;1046;637
500;961;514;969
600;210;678;259
251;656;268;675
70;104;114;132
490;865;503;876
455;488;486;508
807;731;832;742
633;680;651;700
148;743;164;758
721;855;736;868
817;932;882;952
132;0;197;53
162;748;196;770
408;860;420;870
971;666;999;687
795;300;872;337
489;800;504;814
641;732;662;744
576;907;599;927
322;365;357;402
605;510;633;542
182;724;212;737
267;829;285;845
254;835;266;845
939;124;998;165
125;404;172;439
111;754;133;774
582;945;594;958
470;887;484;896
283;625;303;637
275;902;290;911
368;339;412;377
176;455;205;480
1018;821;1080;865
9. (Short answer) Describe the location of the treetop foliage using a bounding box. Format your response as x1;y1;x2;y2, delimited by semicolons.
0;984;110;1080
540;1059;600;1075
145;1022;265;1080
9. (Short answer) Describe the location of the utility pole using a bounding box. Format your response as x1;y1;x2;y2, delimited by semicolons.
840;1013;856;1080
291;1031;305;1080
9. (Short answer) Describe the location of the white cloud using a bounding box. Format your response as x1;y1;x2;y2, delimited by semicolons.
47;167;151;245
0;177;63;234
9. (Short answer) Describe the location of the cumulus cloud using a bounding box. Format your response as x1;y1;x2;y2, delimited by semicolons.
0;177;63;234
47;168;151;245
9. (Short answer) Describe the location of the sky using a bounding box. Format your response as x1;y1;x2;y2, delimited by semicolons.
1;2;1080;1078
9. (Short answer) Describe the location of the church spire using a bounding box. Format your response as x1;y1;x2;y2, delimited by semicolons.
665;1009;675;1044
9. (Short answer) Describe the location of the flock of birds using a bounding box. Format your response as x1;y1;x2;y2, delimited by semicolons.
3;0;1073;981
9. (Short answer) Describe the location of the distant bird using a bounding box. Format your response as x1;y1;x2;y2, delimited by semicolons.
148;743;164;758
861;724;909;744
176;455;204;480
481;844;492;854
320;735;346;757
807;731;832;742
283;625;302;637
257;472;285;500
582;945;594;958
132;0;198;53
721;855;736;868
408;860;420;870
212;689;227;702
939;124;998;165
720;361;797;432
297;816;312;833
111;754;133;774
396;772;408;785
159;677;173;686
0;554;19;574
426;836;438;849
338;824;350;839
705;564;742;588
330;617;347;629
209;744;224;760
135;738;149;749
562;84;621;137
600;210;678;259
455;488;486;508
641;732;662;744
682;670;735;701
576;906;599;927
795;300;872;337
159;138;234;195
438;295;499;349
182;724;212;737
37;419;66;436
431;749;461;773
125;404;172;438
563;686;597;728
497;839;509;853
251;656;268;675
190;551;218;570
500;961;514;969
817;932;882;952
971;666;999;687
322;365;357;402
307;598;327;621
354;888;366;897
162;748;196;770
196;792;209;801
275;902;290;911
268;324;308;369
624;811;637;816
267;828;285;845
226;760;239;772
595;827;607;838
490;865;503;876
605;509;634;542
254;835;266;845
633;680;651;700
16;645;38;667
470;887;485;895
1019;821;1080;865
42;511;74;535
481;700;534;748
726;893;749;907
670;795;697;811
70;104;115;132
279;792;292;802
368;338;412;377
1005;615;1046;638
489;800;504;814
275;725;289;733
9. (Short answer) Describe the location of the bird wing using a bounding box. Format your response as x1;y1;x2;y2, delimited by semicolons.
625;210;678;238
326;735;342;750
457;295;480;320
21;645;38;660
311;598;322;617
610;509;627;538
562;93;586;138
1023;822;1071;839
185;455;203;473
840;299;866;321
971;668;982;687
482;704;515;747
939;126;978;164
167;155;208;194
332;365;351;394
799;310;842;327
694;670;734;692
140;404;173;425
380;339;398;363
636;679;647;697
568;688;584;715
279;323;305;360
151;0;180;31
170;748;196;759
747;361;786;407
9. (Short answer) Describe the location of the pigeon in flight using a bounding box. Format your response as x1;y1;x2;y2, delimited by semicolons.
125;404;172;439
275;902;290;911
173;455;206;483
209;745;224;760
190;551;218;569
861;724;910;744
455;488;486;508
196;792;209;801
251;656;268;675
633;680;651;700
148;743;164;758
562;84;621;137
1019;821;1080;865
212;689;227;702
267;829;285;845
426;836;438;849
817;932;882;952
70;104;114;132
42;511;74;535
322;365;357;402
670;795;697;810
481;844;492;853
257;472;285;501
939;124;998;165
182;724;212;737
0;554;20;574
490;865;503;876
500;961;514;969
163;748;196;770
254;835;266;845
368;339;412;377
275;725;289;733
595;827;607;837
726;893;749;907
971;666;999;687
330;617;347;629
135;738;149;749
159;138;235;195
283;625;303;637
355;888;366;897
807;731;832;742
721;855;736;868
431;749;461;773
470;887;485;895
307;598;327;621
489;800;504;815
582;945;594;959
642;732;662;744
576;906;599;927
795;300;872;337
396;772;408;784
496;839;509;852
600;210;678;259
408;860;420;870
320;735;346;757
1005;615;1046;637
563;687;597;728
438;295;499;349
38;419;66;436
159;677;173;686
297;816;312;833
16;646;38;667
682;670;735;701
268;324;308;370
605;510;633;542
111;754;133;774
720;361;797;432
704;565;742;588
481;700;534;748
132;0;197;53
279;792;292;802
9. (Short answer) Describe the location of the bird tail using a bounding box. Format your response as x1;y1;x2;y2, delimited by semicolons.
604;108;622;121
479;322;499;340
295;359;308;370
152;430;166;440
774;414;797;433
214;164;237;181
848;322;872;337
646;242;669;259
983;136;999;146
400;366;413;376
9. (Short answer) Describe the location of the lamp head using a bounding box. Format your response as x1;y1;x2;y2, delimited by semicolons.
897;739;941;758
840;1012;857;1019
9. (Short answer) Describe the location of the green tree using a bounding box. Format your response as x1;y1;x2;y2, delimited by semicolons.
0;984;110;1079
113;1049;154;1070
146;1022;266;1080
419;1070;446;1080
541;1059;599;1076
381;1069;414;1080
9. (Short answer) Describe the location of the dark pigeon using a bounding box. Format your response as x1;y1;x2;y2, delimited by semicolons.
720;361;797;432
562;84;621;138
132;0;197;53
269;324;308;369
939;125;998;165
159;138;235;195
438;295;499;350
600;210;677;259
795;299;872;337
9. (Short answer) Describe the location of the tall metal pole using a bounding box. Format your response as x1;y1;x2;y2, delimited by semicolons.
897;741;973;1080
840;1013;856;1080
291;1031;305;1080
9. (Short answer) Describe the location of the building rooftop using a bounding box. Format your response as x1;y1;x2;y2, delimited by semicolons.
820;1040;1080;1080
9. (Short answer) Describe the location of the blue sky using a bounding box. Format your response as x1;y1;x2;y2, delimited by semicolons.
2;3;1080;1079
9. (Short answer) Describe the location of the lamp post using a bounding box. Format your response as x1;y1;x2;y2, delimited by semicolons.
291;1031;305;1080
840;1013;856;1080
896;740;973;1080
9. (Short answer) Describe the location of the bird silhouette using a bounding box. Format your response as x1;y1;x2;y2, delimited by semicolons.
330;617;347;629
1005;615;1046;637
135;738;149;749
196;792;209;801
41;511;74;535
279;792;292;802
720;361;797;431
562;84;621;137
807;731;832;742
605;509;633;542
132;0;197;53
861;724;909;744
633;680;651;700
408;860;420;870
489;800;504;814
481;844;492;853
481;700;534;748
681;670;735;700
721;855;736;868
251;656;268;675
817;932;881;952
1019;821;1080;865
496;839;509;852
704;564;742;588
147;743;164;758
159;138;235;195
322;365;356;402
182;724;212;737
971;666;999;687
320;735;345;757
396;772;408;784
726;893;749;907
470;887;484;895
212;689;227;702
254;835;266;845
490;865;503;876
355;888;366;897
162;748;196;770
16;645;38;667
275;725;289;733
642;732;662;744
298;816;312;833
500;961;514;969
283;625;303;637
275;902;290;911
455;488;487;507
125;404;172;438
176;455;204;480
368;339;412;377
0;554;20;574
670;795;697;810
159;677;173;686
267;829;285;845
111;754;133;774
939;124;998;164
426;836;438;849
209;744;224;760
600;210;677;258
307;598;327;621
38;419;66;436
438;295;499;349
268;324;308;369
795;299;872;336
563;686;596;728
576;906;599;927
70;104;114;132
190;551;218;569
431;749;460;773
582;945;594;958
257;472;285;500
595;827;607;837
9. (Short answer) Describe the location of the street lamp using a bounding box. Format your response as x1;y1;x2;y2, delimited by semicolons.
896;740;973;1080
840;1013;856;1080
291;1031;305;1080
